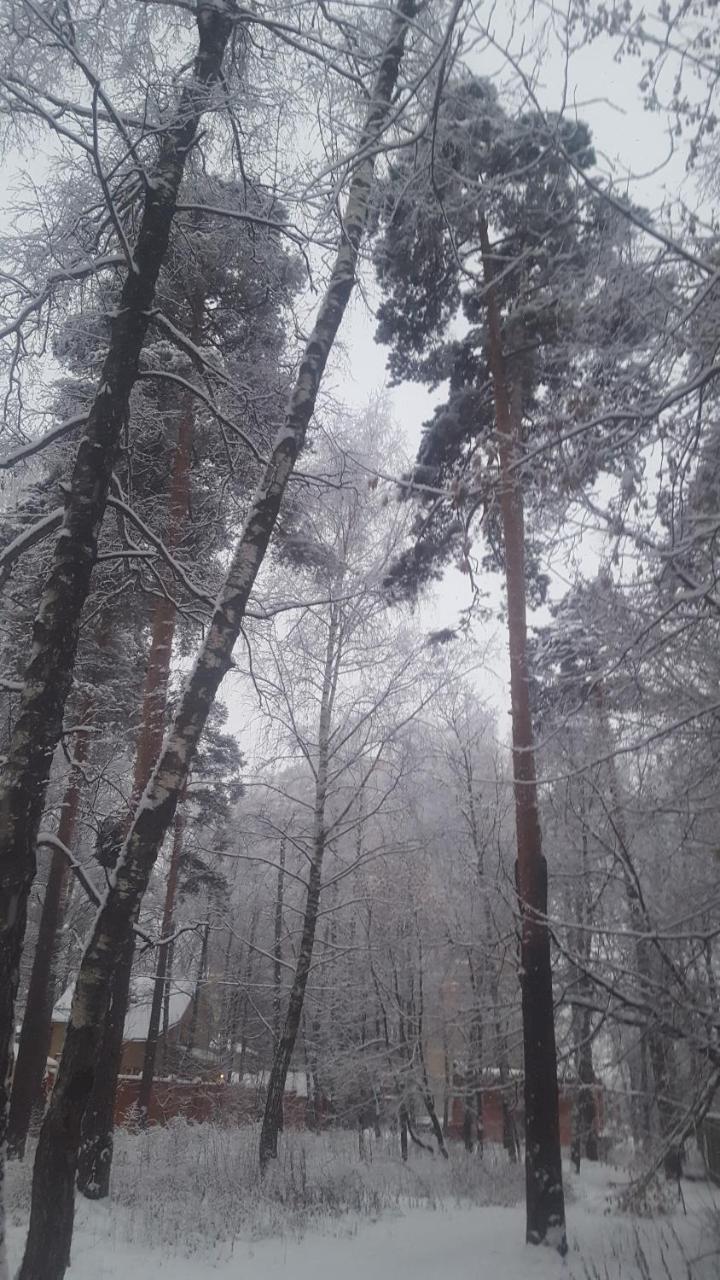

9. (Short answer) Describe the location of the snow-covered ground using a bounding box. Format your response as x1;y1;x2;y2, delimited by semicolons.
7;1128;719;1279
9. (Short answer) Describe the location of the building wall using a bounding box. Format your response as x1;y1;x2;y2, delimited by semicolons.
447;1084;602;1148
48;987;217;1079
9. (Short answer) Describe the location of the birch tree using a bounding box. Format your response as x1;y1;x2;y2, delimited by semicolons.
250;412;452;1167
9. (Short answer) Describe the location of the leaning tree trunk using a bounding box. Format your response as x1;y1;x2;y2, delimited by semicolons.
75;934;133;1199
479;217;566;1251
259;612;340;1169
0;13;234;1200
19;10;416;1274
77;375;196;1197
136;802;186;1119
6;711;92;1160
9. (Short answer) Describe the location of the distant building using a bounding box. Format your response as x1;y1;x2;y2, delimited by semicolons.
50;974;216;1078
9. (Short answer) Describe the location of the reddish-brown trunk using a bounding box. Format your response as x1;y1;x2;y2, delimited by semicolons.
7;711;92;1159
479;217;565;1250
77;384;195;1196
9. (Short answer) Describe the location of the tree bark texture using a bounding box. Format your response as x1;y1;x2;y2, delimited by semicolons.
20;9;416;1274
7;715;92;1160
479;217;566;1250
0;3;234;1196
75;934;133;1199
136;804;185;1119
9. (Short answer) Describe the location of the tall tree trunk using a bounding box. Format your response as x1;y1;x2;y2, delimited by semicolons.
75;934;133;1199
0;16;234;1215
259;612;340;1169
19;9;418;1272
7;714;92;1160
77;366;196;1198
479;217;566;1251
137;804;186;1117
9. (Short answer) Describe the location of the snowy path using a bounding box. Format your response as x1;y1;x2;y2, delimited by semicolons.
8;1165;718;1279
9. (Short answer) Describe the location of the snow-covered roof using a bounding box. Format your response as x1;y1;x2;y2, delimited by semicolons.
52;974;194;1042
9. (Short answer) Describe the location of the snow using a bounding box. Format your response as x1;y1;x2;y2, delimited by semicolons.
52;974;193;1042
6;1126;718;1280
6;1163;719;1280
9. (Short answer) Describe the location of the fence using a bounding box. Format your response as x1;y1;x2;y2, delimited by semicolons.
112;1078;311;1129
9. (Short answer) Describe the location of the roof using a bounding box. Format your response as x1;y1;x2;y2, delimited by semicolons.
52;974;194;1043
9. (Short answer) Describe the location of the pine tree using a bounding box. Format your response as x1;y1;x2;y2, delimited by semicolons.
371;74;659;1249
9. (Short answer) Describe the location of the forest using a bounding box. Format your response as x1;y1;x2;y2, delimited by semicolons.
0;1;719;1278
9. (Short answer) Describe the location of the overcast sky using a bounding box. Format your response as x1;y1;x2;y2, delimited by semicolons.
318;7;700;741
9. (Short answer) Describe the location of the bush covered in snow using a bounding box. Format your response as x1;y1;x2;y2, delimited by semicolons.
110;1124;525;1252
7;1123;525;1257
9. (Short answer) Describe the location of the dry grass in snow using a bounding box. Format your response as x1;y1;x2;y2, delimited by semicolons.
6;1124;719;1278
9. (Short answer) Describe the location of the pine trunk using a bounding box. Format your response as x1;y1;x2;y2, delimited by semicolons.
479;217;566;1250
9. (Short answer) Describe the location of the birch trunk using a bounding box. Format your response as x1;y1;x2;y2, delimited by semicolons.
0;18;234;1205
74;934;133;1199
137;803;186;1118
479;217;566;1250
20;10;416;1273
